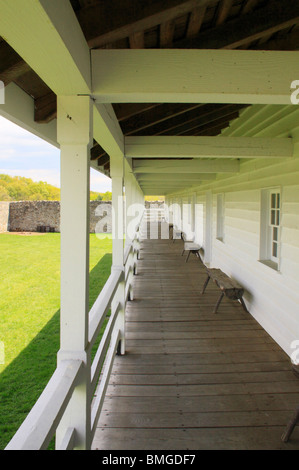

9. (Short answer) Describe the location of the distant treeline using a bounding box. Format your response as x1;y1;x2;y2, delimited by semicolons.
0;174;112;201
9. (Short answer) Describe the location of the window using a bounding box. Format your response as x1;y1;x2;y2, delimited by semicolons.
216;193;224;241
260;188;281;270
269;191;280;262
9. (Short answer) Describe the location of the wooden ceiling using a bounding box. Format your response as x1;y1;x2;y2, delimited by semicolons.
1;0;299;178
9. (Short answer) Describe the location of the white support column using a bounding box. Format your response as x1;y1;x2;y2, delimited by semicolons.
56;95;93;450
110;154;126;355
124;161;133;247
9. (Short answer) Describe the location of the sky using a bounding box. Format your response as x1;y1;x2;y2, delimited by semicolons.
0;116;112;193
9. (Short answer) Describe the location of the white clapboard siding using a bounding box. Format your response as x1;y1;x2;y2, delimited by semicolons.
166;104;299;357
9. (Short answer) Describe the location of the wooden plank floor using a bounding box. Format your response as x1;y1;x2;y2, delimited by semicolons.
92;226;299;450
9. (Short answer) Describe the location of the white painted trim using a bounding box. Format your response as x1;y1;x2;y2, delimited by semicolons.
125;136;293;159
93;103;124;158
92;49;299;104
0;83;58;147
0;0;91;95
5;360;83;450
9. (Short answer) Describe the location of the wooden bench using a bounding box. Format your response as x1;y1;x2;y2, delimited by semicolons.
172;226;182;242
180;232;201;262
201;268;248;314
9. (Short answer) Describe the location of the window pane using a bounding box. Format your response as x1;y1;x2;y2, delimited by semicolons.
271;193;276;209
276;193;280;209
273;227;278;241
276;210;280;226
271;210;276;225
272;242;278;258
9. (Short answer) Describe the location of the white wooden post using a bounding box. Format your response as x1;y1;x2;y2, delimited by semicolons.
124;163;133;247
110;155;126;355
56;95;93;450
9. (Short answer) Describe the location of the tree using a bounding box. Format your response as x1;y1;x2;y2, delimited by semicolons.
0;174;60;201
101;191;112;201
0;185;11;201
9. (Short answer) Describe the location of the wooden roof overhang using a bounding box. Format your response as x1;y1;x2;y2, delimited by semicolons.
0;0;298;195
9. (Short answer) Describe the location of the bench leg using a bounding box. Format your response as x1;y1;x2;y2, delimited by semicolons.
240;297;248;313
181;249;185;256
281;406;299;442
186;251;191;263
201;275;210;295
213;292;224;314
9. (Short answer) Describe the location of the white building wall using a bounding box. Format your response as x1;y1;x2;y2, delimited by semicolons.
167;105;299;358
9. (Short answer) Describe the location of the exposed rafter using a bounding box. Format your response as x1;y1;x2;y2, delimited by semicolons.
0;40;30;86
76;0;212;48
173;0;299;49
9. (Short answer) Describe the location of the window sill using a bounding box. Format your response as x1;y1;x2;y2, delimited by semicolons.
258;259;280;272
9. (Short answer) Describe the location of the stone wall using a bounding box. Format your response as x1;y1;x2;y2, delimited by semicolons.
3;200;112;233
9;201;60;232
0;201;10;232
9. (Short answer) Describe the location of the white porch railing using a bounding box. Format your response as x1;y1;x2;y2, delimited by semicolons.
5;221;142;451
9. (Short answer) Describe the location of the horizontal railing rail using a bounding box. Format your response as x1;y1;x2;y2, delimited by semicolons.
5;359;83;450
5;211;143;450
91;329;121;437
88;267;124;347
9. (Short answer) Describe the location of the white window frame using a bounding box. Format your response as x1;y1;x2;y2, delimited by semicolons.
260;187;281;270
269;190;281;263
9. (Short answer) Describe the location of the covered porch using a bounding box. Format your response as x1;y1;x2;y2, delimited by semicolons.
92;222;299;450
1;0;299;451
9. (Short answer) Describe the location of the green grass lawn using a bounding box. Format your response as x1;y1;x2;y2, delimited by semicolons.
0;232;112;449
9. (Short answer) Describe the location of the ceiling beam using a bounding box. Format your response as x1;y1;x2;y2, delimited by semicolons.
173;0;299;49
0;1;125;159
92;49;299;105
137;173;216;182
77;0;212;48
93;103;124;159
0;0;91;95
126;136;293;159
141;182;201;187
0;82;58;147
133;159;240;174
